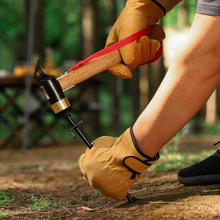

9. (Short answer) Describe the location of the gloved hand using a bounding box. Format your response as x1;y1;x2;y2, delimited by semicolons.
79;127;159;200
105;0;166;79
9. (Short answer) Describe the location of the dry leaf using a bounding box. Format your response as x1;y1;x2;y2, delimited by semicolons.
77;206;95;214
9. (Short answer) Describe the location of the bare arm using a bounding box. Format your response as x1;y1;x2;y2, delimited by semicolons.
133;13;220;157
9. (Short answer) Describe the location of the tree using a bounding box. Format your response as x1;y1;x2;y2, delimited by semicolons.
25;0;44;59
82;0;99;57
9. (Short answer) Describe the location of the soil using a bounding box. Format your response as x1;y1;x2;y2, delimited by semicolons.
0;136;220;219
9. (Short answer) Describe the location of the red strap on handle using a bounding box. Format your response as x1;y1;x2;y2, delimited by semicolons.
69;27;162;71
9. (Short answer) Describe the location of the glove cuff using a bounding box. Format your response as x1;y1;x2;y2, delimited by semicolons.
151;0;166;16
130;127;159;160
122;127;159;178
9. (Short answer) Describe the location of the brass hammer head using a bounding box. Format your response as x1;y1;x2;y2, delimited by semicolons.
34;57;70;114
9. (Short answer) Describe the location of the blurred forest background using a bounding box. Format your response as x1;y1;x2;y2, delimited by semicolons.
0;0;220;148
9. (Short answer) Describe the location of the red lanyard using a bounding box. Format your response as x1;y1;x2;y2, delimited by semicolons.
69;28;162;72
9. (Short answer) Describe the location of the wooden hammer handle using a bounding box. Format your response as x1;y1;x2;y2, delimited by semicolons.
58;49;121;91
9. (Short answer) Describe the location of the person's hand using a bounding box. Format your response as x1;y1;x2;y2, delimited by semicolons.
79;128;159;200
106;0;166;79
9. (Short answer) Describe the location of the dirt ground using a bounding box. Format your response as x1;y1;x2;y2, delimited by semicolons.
0;136;220;219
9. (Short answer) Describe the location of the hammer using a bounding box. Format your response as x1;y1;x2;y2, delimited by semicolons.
34;50;121;113
34;49;122;147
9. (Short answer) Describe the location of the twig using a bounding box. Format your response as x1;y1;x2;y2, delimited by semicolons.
149;201;184;205
131;186;156;194
63;206;72;214
12;211;50;216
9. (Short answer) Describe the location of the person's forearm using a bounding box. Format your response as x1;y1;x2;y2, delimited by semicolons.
133;13;220;157
153;0;183;12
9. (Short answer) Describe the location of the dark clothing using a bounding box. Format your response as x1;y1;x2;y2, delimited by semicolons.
196;0;220;15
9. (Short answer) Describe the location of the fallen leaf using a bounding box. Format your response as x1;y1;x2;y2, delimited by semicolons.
77;206;95;214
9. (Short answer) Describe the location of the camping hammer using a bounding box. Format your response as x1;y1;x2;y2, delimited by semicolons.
34;50;121;114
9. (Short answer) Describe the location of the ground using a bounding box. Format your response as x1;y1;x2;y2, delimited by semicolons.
0;137;220;219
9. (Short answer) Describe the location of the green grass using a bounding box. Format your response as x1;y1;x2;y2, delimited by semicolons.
8;164;41;171
0;191;14;218
0;191;14;205
28;194;70;211
153;149;215;172
149;131;216;172
200;120;220;135
0;193;71;218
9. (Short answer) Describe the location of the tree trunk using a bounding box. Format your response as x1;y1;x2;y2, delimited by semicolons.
131;69;140;122
82;0;99;58
178;0;188;27
206;90;218;125
139;65;149;112
105;0;123;133
81;0;101;135
26;0;44;58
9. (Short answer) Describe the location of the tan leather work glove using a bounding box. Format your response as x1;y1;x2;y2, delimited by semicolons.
79;127;159;200
106;0;166;78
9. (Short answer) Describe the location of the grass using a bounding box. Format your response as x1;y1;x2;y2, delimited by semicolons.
8;164;41;171
0;191;14;205
28;195;52;211
0;191;14;218
153;149;215;172
150;130;216;172
0;191;71;218
28;194;71;211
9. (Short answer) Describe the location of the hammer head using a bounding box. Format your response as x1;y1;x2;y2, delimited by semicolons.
34;57;70;114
